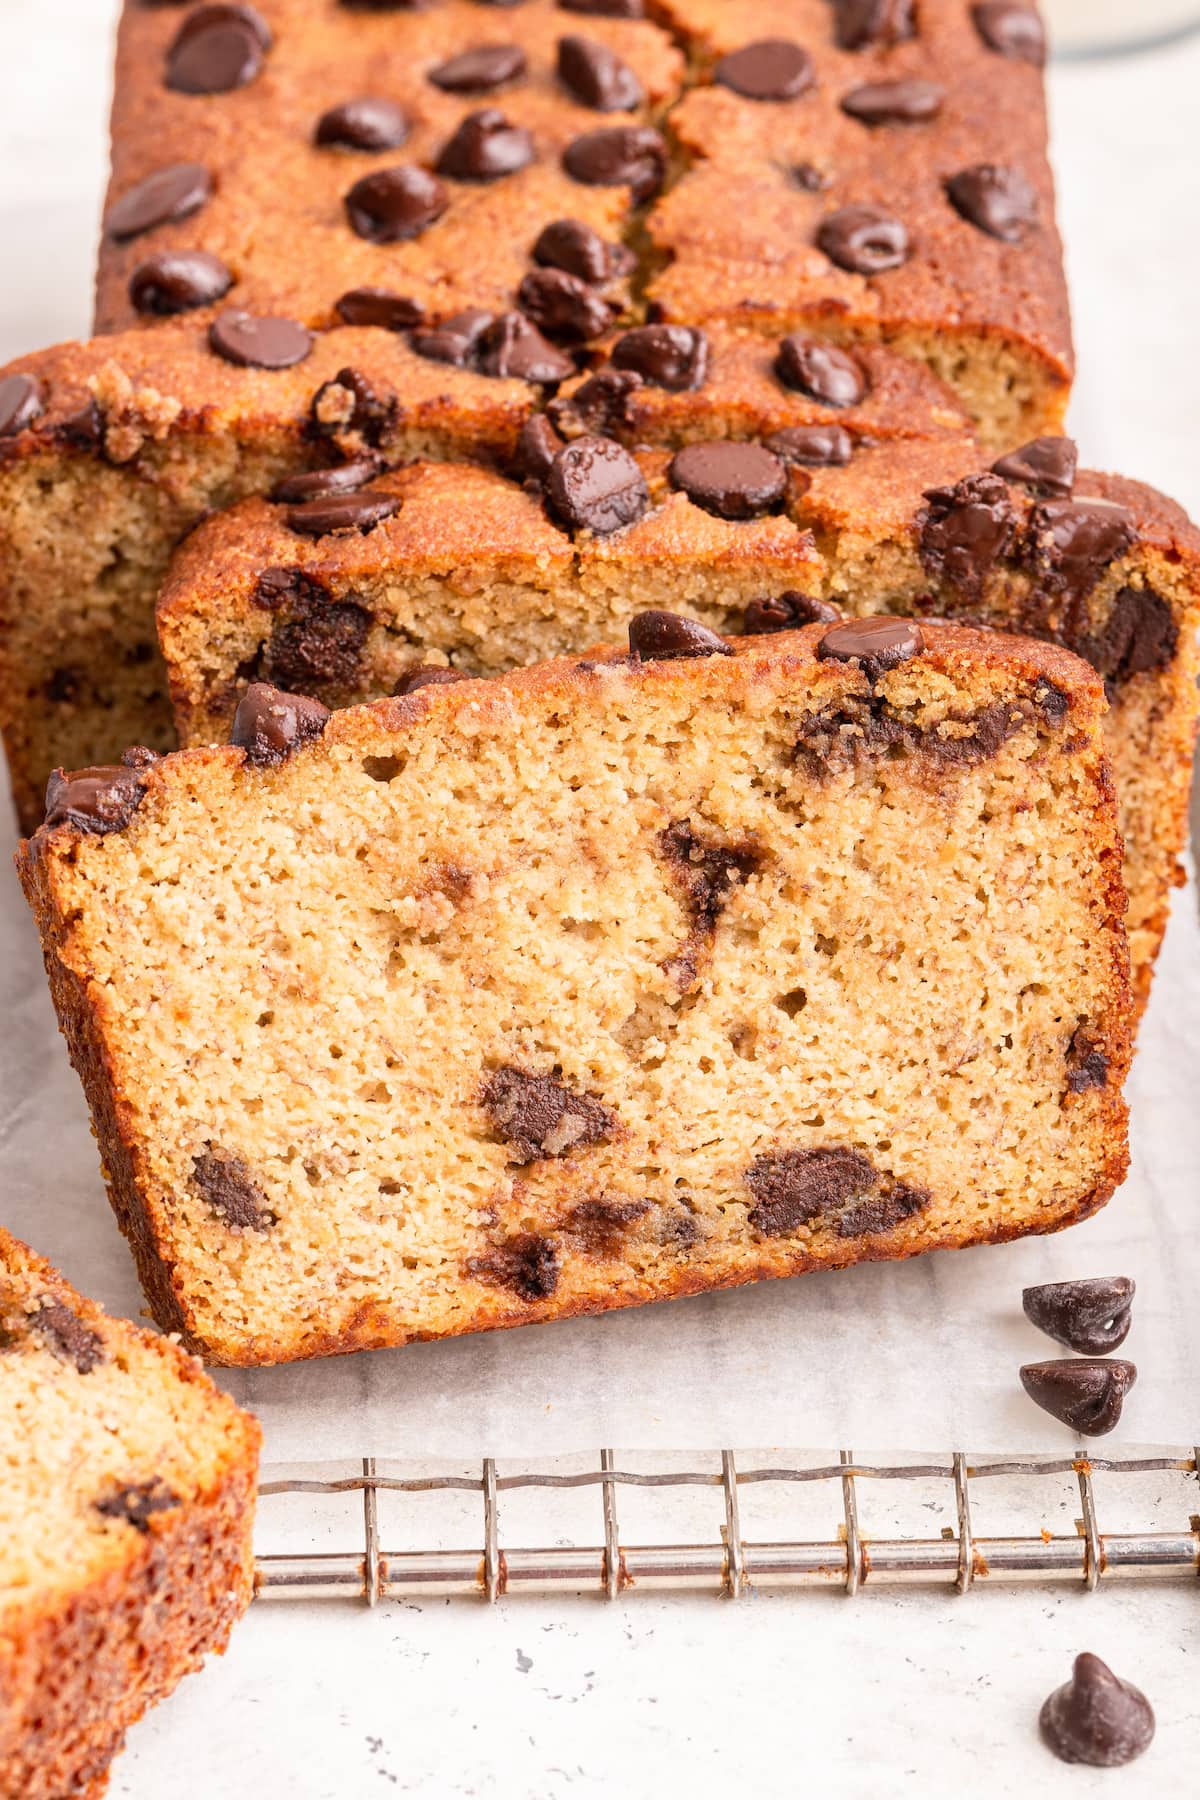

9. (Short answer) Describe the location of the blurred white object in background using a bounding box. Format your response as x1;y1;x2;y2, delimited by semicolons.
1045;0;1200;56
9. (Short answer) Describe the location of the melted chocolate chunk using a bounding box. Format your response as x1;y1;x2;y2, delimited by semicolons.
532;217;633;284
557;35;642;110
1023;1276;1134;1356
972;1;1046;66
1078;585;1177;684
516;413;565;482
669;441;787;520
1040;1655;1154;1768
628;611;732;661
95;1480;182;1533
477;311;575;381
266;590;371;693
1066;1023;1110;1094
517;267;615;342
251;566;330;612
31;1301;105;1374
481;1066;617;1163
817;205;909;274
1019;1358;1137;1436
564;1197;651;1254
192;1150;278;1228
165;4;269;95
411;308;495;368
230;682;332;766
660;821;762;928
334;287;426;331
315;96;410;151
436;109;535;180
836;1182;929;1238
286;490;401;537
946;164;1038;241
394;665;471;695
105;162;213;241
562;126;666;202
714;39;815;102
129;248;233;315
209;310;313;369
469;1233;561;1302
610;324;707;392
792;162;830;192
429;43;528;92
546;435;649;533
1026;498;1138;607
743;592;840;634
548;367;642;436
992;435;1077;497
310;366;396;446
344;166;448;242
840;78;943;125
746;1147;878;1236
818;616;924;681
0;373;45;438
764;424;853;467
44;749;157;835
775;336;867;408
917;472;1017;601
833;0;915;49
269;461;379;504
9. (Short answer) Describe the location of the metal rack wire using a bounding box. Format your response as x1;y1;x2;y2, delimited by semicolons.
254;1448;1200;1604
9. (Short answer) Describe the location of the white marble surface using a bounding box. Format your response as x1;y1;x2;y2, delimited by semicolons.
1;6;1198;1794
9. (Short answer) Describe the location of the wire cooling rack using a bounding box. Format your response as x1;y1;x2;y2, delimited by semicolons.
253;1448;1200;1605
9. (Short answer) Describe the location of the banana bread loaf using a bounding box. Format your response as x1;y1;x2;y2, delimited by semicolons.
19;619;1130;1367
0;1228;259;1798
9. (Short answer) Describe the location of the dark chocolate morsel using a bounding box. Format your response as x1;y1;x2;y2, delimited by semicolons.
743;592;840;634
477;311;575;381
562;126;666;202
746;1146;877;1236
193;1149;278;1228
972;1;1046;66
840;78;943;126
833;0;916;51
0;373;45;437
792;162;830;192
946;164;1039;242
517;267;615;342
1023;1276;1134;1356
1019;1358;1137;1437
611;324;708;392
668;441;787;520
43;750;157;835
516;412;565;483
269;461;380;504
660;821;762;933
1065;1023;1110;1095
129;249;233;315
918;472;1017;602
334;287;426;331
435;109;535;180
765;424;854;467
628;611;733;662
411;308;495;368
557;34;643;111
818;616;925;680
714;39;815;102
315;97;410;151
481;1065;616;1163
1025;498;1137;603
231;682;331;766
775;336;867;408
1040;1655;1154;1768
546;435;649;533
344;166;449;241
558;0;644;13
532;217;634;283
105;161;212;241
992;435;1077;497
1080;585;1178;684
428;44;528;93
31;1301;106;1374
95;1480;182;1533
548;367;643;437
310;366;396;444
394;665;472;695
266;595;370;693
817;205;909;274
165;4;269;95
285;490;401;537
468;1232;561;1302
208;310;313;368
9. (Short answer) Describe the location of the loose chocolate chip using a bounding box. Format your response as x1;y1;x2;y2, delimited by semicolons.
469;1232;561;1302
628;611;732;662
611;324;708;392
1023;1276;1134;1356
1040;1655;1154;1767
840;78;943;125
817;206;909;275
269;460;379;503
105;161;212;241
765;424;854;467
1026;498;1138;605
165;3;269;94
310;365;396;444
1082;585;1177;684
746;1146;877;1236
394;665;472;695
548;366;643;437
43;750;156;834
792;162;830;192
833;0;916;50
557;35;643;110
95;1480;181;1533
992;435;1077;497
714;39;815;102
1019;1358;1137;1437
559;0;644;13
1066;1023;1110;1095
517;268;615;342
32;1301;105;1374
429;43;528;92
775;336;867;408
562;126;666;202
315;97;410;151
546;435;649;532
0;373;45;437
334;287;426;330
411;307;495;367
743;591;840;634
973;0;1046;66
532;217;634;283
286;490;401;537
436;108;535;180
481;1065;617;1163
344;166;449;242
208;310;313;368
660;820;761;928
477;311;575;381
129;248;233;315
818;616;925;681
668;441;787;520
230;682;331;766
918;472;1017;602
946;164;1038;241
267;598;371;693
516;413;565;482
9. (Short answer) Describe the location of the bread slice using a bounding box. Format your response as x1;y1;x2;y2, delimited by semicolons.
19;619;1130;1367
0;1229;259;1798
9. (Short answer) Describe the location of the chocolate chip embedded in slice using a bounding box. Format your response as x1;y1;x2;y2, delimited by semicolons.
557;35;643;111
792;162;830;192
1080;585;1178;684
840;78;943;126
1025;498;1138;605
917;471;1017;602
230;683;331;768
165;4;269;95
992;435;1077;497
516;413;565;483
129;249;233;315
972;0;1046;66
208;310;314;369
714;39;815;102
559;0;644;13
193;1150;278;1229
660;820;762;929
833;0;916;51
775;336;867;408
765;424;853;468
1019;1358;1137;1437
817;205;909;274
669;441;787;520
334;287;426;331
310;366;396;445
743;592;840;634
286;490;402;538
818;617;925;682
562;126;667;203
31;1300;106;1374
746;1147;878;1237
266;595;371;692
946;164;1038;242
104;161;213;241
549;367;642;438
477;312;575;382
481;1066;617;1164
315;96;410;151
532;217;634;284
251;566;329;612
546;435;649;533
411;308;495;368
516;268;615;342
43;750;157;835
836;1182;929;1238
468;1232;561;1302
269;460;379;504
394;665;472;695
436;108;535;180
344;166;449;242
1066;1023;1109;1095
95;1479;182;1533
1023;1276;1134;1356
0;373;45;438
428;43;528;93
1040;1655;1154;1768
628;611;732;662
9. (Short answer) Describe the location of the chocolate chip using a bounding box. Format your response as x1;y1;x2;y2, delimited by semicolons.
394;665;472;695
128;248;233;314
165;4;269;94
0;373;45;437
429;43;528;92
532;217;634;283
668;441;787;520
468;1233;561;1302
411;308;495;367
746;1147;877;1236
714;39;815;102
833;0;916;50
559;0;643;13
95;1480;181;1532
344;166;449;241
286;490;401;537
334;287;426;330
628;611;732;662
972;0;1046;66
817;206;909;274
840;78;943;125
31;1301;105;1374
477;311;575;381
817;617;924;681
269;460;379;504
546;435;649;533
557;34;643;110
56;399;103;451
516;413;565;483
792;162;830;192
992;435;1077;497
563;1197;651;1255
251;567;328;612
611;324;707;391
230;682;331;765
208;310;313;368
517;268;615;341
1040;1655;1154;1768
481;1065;617;1163
43;750;156;834
743;592;840;634
836;1182;928;1238
1028;498;1137;606
946;164;1038;241
548;367;642;437
192;1150;277;1229
267;597;371;693
104;161;212;241
562;126;666;202
1023;1277;1134;1356
315;97;410;151
1081;585;1177;684
436;108;535;180
918;472;1017;602
765;424;853;467
775;336;867;408
1066;1023;1110;1095
310;365;396;445
660;820;761;928
1019;1358;1137;1436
